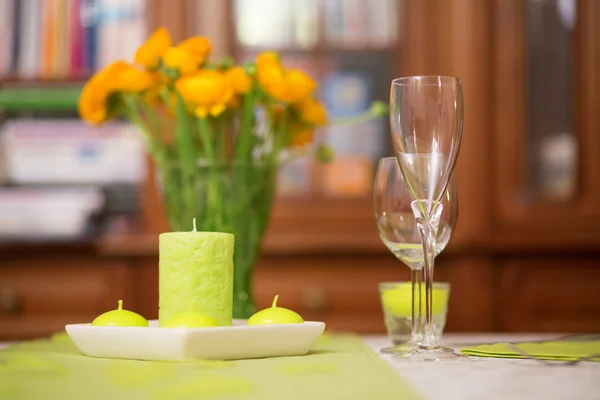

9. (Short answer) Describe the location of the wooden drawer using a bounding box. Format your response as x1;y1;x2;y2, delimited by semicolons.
497;259;600;332
0;259;133;340
254;255;408;333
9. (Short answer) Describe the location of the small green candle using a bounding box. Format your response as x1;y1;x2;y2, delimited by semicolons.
159;219;234;327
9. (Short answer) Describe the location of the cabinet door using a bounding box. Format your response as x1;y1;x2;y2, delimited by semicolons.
492;0;600;243
498;259;600;332
0;259;133;340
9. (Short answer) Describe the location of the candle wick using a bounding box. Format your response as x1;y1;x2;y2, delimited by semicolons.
193;218;197;232
118;300;123;310
272;295;279;308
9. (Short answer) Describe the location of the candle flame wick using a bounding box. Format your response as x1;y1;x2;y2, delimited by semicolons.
118;300;123;310
272;295;279;308
192;218;197;232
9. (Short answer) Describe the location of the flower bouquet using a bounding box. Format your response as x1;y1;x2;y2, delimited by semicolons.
78;27;385;318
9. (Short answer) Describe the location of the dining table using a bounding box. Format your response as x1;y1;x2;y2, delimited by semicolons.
2;333;599;400
364;333;600;400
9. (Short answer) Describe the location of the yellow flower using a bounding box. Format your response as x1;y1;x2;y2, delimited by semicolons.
256;51;280;67
177;36;211;65
78;61;129;125
256;53;286;96
116;65;155;93
175;69;232;118
296;97;327;126
225;66;250;94
289;124;314;147
284;69;317;103
255;52;317;104
134;27;172;69
163;47;198;76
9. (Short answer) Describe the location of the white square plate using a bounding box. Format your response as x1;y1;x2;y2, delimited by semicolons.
65;319;326;362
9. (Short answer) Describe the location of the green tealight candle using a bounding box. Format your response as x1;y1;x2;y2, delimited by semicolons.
159;219;234;327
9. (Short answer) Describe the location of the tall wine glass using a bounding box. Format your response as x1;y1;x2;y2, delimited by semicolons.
390;76;464;360
374;157;458;354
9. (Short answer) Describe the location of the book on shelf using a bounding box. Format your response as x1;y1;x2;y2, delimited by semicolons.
323;0;398;48
0;119;146;240
0;119;146;185
0;187;104;239
233;0;398;50
0;0;147;79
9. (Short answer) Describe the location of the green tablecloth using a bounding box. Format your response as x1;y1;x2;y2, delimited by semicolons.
0;332;419;400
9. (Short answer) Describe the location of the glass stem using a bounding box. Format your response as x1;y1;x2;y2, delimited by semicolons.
417;266;422;343
420;230;437;349
411;200;443;351
410;268;419;343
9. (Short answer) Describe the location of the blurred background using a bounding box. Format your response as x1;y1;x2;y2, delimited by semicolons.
1;0;599;340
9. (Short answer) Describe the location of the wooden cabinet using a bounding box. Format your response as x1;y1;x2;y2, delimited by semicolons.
492;0;600;240
0;258;132;340
498;259;600;332
254;255;403;333
2;0;600;341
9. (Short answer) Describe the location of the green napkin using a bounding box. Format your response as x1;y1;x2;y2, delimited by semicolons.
0;332;420;400
461;340;600;361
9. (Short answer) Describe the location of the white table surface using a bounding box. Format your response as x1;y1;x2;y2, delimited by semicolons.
363;333;600;400
2;334;600;400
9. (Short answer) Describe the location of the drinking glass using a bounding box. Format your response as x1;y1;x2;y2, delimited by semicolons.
374;157;458;354
390;76;464;360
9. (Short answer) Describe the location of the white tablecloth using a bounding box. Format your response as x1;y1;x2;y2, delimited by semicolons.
2;334;600;400
363;334;600;400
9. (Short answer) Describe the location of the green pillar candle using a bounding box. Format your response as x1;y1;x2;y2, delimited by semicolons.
159;222;234;327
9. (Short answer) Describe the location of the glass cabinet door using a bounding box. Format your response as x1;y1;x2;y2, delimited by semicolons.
493;0;600;235
187;0;402;199
525;0;576;201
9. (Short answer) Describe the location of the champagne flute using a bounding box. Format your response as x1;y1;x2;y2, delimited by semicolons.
374;157;458;354
390;76;464;360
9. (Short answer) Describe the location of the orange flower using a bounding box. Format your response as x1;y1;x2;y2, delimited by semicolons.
134;27;172;69
225;66;250;94
176;69;232;118
295;97;327;126
284;69;317;103
255;52;317;104
78;61;129;125
116;65;155;93
256;51;280;67
177;36;211;65
163;47;198;76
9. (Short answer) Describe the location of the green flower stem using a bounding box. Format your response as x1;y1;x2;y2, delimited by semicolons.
235;90;257;161
197;118;214;158
197;117;222;229
174;94;197;224
140;101;165;148
271;108;289;167
122;96;163;162
328;102;388;126
214;116;226;161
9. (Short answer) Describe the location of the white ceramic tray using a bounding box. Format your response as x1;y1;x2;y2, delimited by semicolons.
65;319;326;362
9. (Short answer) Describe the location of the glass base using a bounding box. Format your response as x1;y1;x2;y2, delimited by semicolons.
392;346;469;362
380;343;420;355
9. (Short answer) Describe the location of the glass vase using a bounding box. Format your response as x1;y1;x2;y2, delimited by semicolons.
157;160;277;319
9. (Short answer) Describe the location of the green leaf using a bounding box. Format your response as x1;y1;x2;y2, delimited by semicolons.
369;100;388;117
315;144;335;163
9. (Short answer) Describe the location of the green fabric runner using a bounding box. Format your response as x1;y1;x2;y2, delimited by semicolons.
0;332;419;400
461;340;600;361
